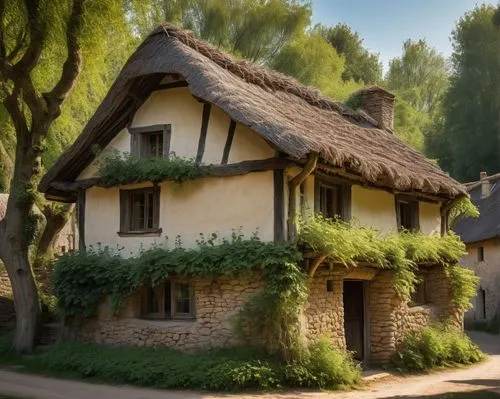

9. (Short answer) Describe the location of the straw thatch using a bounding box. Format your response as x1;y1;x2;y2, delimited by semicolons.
39;24;466;199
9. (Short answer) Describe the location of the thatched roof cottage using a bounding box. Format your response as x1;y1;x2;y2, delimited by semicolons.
39;24;468;364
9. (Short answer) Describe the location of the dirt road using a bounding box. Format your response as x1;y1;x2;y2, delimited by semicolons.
0;331;498;399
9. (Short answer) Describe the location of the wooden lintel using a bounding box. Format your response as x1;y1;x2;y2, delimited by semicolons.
49;158;293;192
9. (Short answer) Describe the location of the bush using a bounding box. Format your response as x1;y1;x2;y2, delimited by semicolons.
391;324;484;372
0;338;360;391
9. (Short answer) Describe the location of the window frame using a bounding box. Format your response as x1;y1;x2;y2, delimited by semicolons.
395;195;420;232
478;246;485;262
119;186;161;236
141;279;196;320
129;124;171;159
314;176;351;221
411;273;428;307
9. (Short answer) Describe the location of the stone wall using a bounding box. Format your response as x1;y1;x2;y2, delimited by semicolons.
69;264;460;364
69;275;264;350
0;266;15;326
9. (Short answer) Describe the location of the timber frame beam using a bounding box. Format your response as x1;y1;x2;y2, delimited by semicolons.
287;152;319;240
48;157;296;199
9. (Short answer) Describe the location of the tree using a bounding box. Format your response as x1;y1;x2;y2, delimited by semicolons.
127;0;311;63
270;32;361;100
426;4;500;181
316;23;382;85
0;0;131;353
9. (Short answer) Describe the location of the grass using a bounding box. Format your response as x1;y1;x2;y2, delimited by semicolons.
0;334;361;392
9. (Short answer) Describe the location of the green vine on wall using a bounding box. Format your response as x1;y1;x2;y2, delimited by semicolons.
97;152;210;186
298;214;473;302
448;196;479;227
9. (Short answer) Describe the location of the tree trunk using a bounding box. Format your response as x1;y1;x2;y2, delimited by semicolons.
33;208;71;291
2;247;40;353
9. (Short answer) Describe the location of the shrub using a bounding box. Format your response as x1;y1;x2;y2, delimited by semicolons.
391;324;484;372
1;339;360;391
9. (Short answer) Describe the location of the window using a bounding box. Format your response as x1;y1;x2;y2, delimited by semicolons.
315;179;351;221
396;197;419;231
411;277;427;306
142;280;195;319
129;124;171;158
326;279;334;292
478;246;485;262
119;187;160;235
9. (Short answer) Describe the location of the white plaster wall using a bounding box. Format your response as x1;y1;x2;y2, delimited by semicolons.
85;171;274;255
351;186;397;233
461;240;500;322
78;87;275;180
419;202;441;235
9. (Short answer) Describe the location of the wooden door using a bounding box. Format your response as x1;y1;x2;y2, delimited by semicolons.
343;280;364;360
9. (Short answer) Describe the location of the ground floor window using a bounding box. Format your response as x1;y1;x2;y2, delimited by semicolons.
411;275;428;306
141;280;195;319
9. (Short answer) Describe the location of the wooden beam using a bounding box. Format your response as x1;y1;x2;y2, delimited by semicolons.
152;81;188;91
221;119;236;165
288;153;318;240
77;189;86;250
308;255;327;282
274;168;285;242
49;158;293;192
196;103;211;165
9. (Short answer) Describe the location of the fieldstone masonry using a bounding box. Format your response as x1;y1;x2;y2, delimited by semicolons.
0;266;15;326
70;264;460;364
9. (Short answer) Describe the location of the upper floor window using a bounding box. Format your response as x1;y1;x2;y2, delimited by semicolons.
129;124;171;158
142;280;195;319
396;196;419;231
314;178;351;221
119;187;160;235
478;246;484;262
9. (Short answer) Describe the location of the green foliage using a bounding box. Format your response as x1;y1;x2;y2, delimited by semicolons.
426;4;500;181
315;23;382;85
127;0;311;63
270;32;361;101
53;234;306;360
344;92;364;110
445;265;480;312
391;324;484;372
0;338;360;391
97;152;210;186
449;196;480;227
299;214;466;298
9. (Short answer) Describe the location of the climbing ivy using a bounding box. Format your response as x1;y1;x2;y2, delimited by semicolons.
448;196;479;227
52;234;305;360
97;152;210;186
298;214;467;298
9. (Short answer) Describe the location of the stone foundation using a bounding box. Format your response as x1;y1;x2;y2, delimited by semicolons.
0;266;15;326
69;264;461;363
69;275;264;350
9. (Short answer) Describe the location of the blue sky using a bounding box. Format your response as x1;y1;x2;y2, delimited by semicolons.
312;0;495;71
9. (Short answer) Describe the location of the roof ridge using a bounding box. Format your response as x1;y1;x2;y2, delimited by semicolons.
154;23;379;127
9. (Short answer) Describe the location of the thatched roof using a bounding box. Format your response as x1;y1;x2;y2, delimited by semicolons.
39;24;466;200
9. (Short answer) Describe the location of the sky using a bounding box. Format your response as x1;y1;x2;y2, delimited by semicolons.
312;0;496;71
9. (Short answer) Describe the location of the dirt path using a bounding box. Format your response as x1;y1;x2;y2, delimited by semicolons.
0;331;499;399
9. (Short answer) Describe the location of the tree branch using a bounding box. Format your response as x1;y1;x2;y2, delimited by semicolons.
13;0;46;74
45;0;84;117
3;85;28;136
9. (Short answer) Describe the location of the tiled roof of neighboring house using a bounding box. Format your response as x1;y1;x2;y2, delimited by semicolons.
39;24;466;200
453;173;500;244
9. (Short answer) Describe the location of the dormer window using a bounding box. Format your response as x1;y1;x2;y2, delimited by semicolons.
396;196;419;231
129;124;171;158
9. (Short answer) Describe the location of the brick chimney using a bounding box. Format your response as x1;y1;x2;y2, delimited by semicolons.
353;86;395;131
480;171;490;198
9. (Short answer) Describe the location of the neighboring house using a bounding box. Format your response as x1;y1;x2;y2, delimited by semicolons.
39;25;467;363
0;193;77;325
454;172;500;324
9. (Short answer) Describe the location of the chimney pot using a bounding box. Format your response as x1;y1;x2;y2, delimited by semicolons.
353;86;395;132
480;171;490;198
